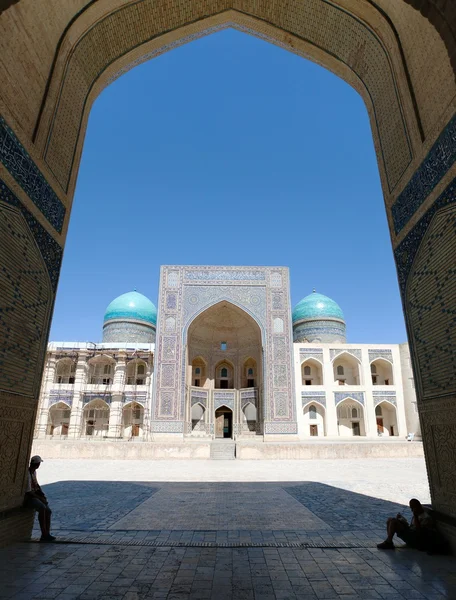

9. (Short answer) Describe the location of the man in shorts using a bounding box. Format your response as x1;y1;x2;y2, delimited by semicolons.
377;498;434;550
24;455;56;542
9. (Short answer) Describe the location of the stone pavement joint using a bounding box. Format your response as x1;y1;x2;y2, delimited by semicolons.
0;458;454;599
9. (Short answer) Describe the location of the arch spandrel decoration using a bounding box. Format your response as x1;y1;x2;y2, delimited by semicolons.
301;391;326;409
334;392;365;406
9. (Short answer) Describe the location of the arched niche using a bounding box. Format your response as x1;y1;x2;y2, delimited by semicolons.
55;358;76;384
47;401;71;436
83;398;110;437
333;352;362;385
370;358;394;385
302;401;326;437
301;358;323;386
336;398;366;437
375;401;399;437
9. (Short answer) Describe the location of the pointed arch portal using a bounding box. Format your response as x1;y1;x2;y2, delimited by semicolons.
0;0;456;542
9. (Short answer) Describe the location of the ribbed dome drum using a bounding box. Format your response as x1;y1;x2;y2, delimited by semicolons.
292;291;346;343
102;291;157;343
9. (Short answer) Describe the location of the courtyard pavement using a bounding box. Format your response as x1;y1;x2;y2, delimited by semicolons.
1;458;455;599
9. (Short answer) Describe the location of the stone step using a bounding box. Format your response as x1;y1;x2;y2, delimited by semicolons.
210;442;236;460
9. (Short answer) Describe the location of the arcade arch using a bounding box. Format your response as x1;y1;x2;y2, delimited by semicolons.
370;359;394;385
303;402;326;437
47;401;71;437
333;353;362;386
0;0;455;541
122;401;145;438
82;399;110;437
375;401;399;437
54;358;76;384
337;399;366;437
301;358;323;386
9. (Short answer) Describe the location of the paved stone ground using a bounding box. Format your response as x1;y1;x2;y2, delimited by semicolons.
1;458;455;599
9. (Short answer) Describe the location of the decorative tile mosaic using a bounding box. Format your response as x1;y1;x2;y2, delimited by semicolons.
123;392;147;405
102;321;155;344
392;114;456;234
151;420;183;432
395;178;456;296
191;389;208;408
272;293;283;310
273;337;287;362
273;365;287;387
165;316;176;333
330;348;362;362
273;317;284;334
299;348;324;362
0;116;65;232
241;388;258;408
185;269;265;281
153;266;296;434
293;322;346;344
166;293;177;310
0;200;54;397
82;392;112;404
301;392;326;409
42;4;411;193
48;391;73;407
368;349;393;363
270;272;282;288
167;271;179;287
334;392;365;406
373;391;397;407
264;421;297;434
157;391;174;418
0;179;62;292
214;390;235;411
405;205;456;399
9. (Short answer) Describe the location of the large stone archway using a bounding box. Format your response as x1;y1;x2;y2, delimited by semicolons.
0;0;455;544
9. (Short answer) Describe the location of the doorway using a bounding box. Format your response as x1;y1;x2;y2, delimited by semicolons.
352;422;361;436
377;417;384;435
310;424;318;437
215;408;232;439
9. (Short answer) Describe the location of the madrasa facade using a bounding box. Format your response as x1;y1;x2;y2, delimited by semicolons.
34;266;419;443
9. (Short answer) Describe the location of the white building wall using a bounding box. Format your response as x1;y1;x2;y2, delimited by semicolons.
293;342;416;439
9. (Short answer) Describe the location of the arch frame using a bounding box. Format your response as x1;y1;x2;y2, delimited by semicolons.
30;4;426;201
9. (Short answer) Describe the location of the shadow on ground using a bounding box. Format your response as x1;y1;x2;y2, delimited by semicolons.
38;480;412;533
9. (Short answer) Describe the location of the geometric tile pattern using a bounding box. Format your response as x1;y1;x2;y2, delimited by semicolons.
301;391;326;408
0;115;65;233
395;177;456;296
368;349;393;363
330;348;362;361
42;4;411;192
82;393;112;404
392;113;456;234
0;201;53;397
48;390;73;407
405;205;456;399
153;266;297;435
334;392;365;406
372;391;397;407
0;179;63;292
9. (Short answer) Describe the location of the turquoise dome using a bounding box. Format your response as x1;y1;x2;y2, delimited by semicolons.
293;291;344;323
104;291;157;326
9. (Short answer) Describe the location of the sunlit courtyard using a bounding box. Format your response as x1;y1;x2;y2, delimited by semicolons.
2;457;456;599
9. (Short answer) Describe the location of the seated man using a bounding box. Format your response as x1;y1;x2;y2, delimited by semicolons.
377;498;434;550
24;455;56;542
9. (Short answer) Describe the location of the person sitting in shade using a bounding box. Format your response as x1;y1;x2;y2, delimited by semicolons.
377;498;434;550
24;455;56;542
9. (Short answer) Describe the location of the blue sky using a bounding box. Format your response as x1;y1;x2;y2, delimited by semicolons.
50;28;407;344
